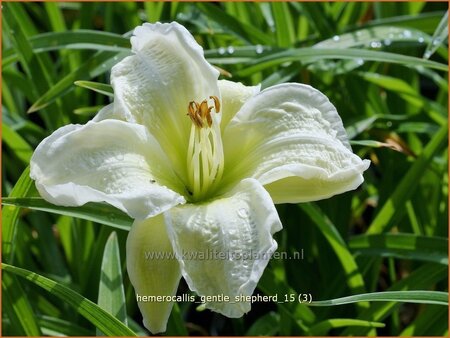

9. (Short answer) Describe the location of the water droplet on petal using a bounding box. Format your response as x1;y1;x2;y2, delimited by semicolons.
255;44;264;54
403;30;412;38
332;35;340;42
227;46;234;54
383;39;392;46
356;58;364;66
418;37;425;43
218;47;226;55
237;208;249;219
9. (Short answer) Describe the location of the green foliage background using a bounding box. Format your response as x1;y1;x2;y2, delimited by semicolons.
2;2;448;336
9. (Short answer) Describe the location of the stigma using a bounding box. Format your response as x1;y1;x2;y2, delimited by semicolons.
186;96;224;201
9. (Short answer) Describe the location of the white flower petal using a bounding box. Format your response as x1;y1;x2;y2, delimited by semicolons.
218;79;260;130
126;215;181;334
111;22;220;179
30;120;185;219
165;178;282;317
92;103;124;122
223;83;370;203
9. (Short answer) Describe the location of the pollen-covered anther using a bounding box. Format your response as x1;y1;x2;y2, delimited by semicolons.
187;96;220;128
210;95;220;114
188;101;203;128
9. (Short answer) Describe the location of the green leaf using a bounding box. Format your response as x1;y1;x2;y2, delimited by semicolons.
37;315;92;336
246;311;280;335
74;80;114;97
2;197;133;231
361;11;445;34
2;273;42;335
367;122;448;234
2;263;137;336
349;233;448;265
3;30;130;67
27;50;128;113
359;72;447;119
271;2;295;48
97;232;127;336
310;290;448;306
236;48;448;77
197;3;272;45
297;2;334;37
424;10;448;59
300;204;368;302
4;2;67;129
400;304;448;335
2;123;33;165
165;303;189;336
308;318;385;336
2;166;34;263
314;26;432;49
342;263;447;335
74;105;105;116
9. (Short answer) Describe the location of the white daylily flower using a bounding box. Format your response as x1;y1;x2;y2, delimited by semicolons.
30;22;370;334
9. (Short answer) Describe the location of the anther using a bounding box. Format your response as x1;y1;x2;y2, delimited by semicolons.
210;95;220;113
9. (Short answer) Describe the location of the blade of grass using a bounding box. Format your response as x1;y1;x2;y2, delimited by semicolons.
27;50;128;113
2;166;33;263
96;232;127;335
271;2;296;47
423;10;448;59
307;318;385;336
2;124;33;164
165;303;189;335
300;204;368;302
37;315;92;336
74;80;113;97
2;197;133;231
2;273;42;335
367;122;448;234
360;11;444;34
3;30;130;67
4;3;67;129
343;263;447;335
197;3;272;45
2;263;137;336
74;105;105;116
400;304;448;335
314;26;432;50
297;2;334;37
246;312;280;335
144;2;166;23
349;233;448;265
310;290;448;306
236;48;448;77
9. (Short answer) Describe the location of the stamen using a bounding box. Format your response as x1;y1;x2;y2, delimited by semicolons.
186;96;224;201
210;95;220;113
